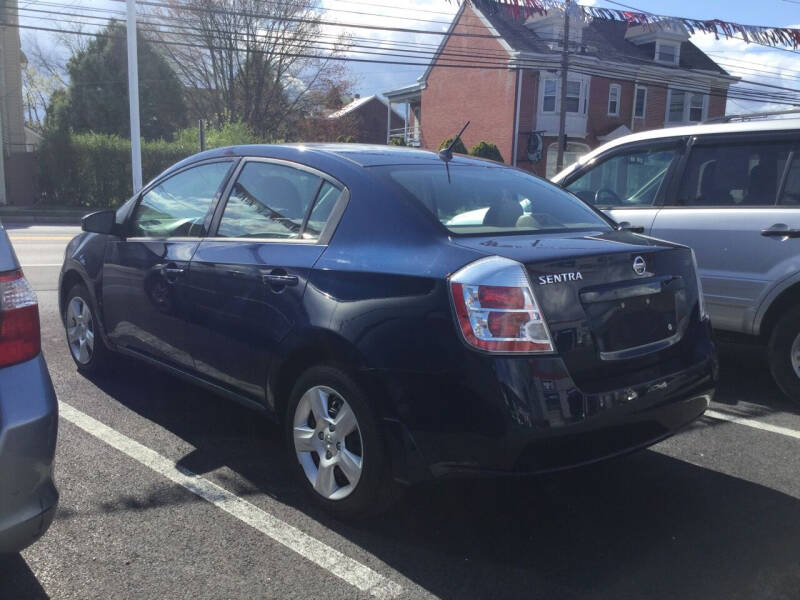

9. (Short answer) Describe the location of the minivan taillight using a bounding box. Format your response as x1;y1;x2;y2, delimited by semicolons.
0;269;40;367
449;256;554;353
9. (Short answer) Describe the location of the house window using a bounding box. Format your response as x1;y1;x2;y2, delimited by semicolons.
689;93;704;122
546;142;590;178
543;79;557;113
667;89;707;123
656;42;679;64
608;84;621;116
541;77;588;115
565;80;582;113
634;86;647;119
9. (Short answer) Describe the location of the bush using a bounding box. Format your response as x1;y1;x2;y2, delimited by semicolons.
469;141;504;163
389;137;406;146
438;136;467;155
38;122;261;208
336;134;356;143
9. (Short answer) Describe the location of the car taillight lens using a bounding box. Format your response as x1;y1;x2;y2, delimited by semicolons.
449;256;554;353
0;269;40;367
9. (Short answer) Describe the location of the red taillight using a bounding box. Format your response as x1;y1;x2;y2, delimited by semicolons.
0;269;40;367
449;257;554;354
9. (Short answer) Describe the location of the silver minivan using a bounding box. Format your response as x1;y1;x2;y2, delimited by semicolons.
552;118;800;402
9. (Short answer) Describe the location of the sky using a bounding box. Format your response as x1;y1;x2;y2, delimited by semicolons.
18;0;800;115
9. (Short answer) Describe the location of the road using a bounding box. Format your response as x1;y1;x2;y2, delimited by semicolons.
2;225;799;600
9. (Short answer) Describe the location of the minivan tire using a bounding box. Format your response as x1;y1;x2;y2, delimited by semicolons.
768;306;800;404
285;364;396;518
64;283;113;374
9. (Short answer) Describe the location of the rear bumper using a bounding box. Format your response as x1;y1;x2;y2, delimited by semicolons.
374;331;717;482
0;354;59;554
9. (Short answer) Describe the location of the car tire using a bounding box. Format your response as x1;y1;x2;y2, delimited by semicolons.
768;306;800;404
285;364;396;518
64;283;112;374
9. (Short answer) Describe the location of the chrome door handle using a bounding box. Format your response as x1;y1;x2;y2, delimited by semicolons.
761;224;800;238
262;273;298;286
163;266;186;275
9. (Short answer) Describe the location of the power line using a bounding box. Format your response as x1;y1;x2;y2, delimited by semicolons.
19;3;800;100
11;17;800;107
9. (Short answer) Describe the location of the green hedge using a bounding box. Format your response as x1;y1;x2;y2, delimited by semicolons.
38;122;261;208
438;136;468;155
469;141;504;163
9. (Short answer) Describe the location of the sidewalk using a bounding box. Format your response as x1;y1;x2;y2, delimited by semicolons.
0;207;86;225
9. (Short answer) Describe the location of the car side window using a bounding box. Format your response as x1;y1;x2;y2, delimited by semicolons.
778;152;800;206
674;141;792;207
217;162;339;240
131;162;231;238
565;146;678;207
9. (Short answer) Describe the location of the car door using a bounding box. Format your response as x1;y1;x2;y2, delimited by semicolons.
102;159;236;369
561;139;685;234
185;158;346;402
649;133;798;333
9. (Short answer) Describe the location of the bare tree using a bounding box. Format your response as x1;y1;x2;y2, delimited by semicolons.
149;0;350;138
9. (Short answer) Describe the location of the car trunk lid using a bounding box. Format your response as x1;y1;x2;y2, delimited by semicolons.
453;230;700;390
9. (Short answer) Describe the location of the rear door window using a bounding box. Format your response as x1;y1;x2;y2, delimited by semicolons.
778;151;800;205
565;144;679;208
673;140;793;207
217;162;340;241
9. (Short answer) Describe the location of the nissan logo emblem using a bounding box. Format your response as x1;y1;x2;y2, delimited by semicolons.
633;256;647;275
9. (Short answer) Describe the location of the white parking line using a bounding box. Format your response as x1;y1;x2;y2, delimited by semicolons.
58;401;404;600
705;409;800;440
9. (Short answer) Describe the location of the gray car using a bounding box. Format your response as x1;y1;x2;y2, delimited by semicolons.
0;224;58;554
552;117;800;401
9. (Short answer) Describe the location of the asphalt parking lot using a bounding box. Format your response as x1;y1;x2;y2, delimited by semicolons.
1;225;798;600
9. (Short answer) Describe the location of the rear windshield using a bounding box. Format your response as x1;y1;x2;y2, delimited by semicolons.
374;164;611;235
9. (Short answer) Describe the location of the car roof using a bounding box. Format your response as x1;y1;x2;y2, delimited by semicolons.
177;143;498;168
553;117;800;181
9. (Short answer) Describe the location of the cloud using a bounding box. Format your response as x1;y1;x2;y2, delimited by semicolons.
690;31;800;114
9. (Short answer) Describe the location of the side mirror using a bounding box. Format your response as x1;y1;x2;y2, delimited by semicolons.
617;221;645;234
82;209;118;235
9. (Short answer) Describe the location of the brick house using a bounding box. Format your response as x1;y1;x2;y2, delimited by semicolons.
385;0;736;177
327;95;404;144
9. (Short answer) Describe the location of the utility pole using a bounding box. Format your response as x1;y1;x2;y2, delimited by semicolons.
126;0;142;193
555;0;571;173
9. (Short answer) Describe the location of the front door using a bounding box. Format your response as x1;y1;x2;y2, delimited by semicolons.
102;160;235;369
562;140;685;234
650;135;799;332
185;159;344;402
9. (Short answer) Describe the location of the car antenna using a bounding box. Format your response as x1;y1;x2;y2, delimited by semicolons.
438;120;470;183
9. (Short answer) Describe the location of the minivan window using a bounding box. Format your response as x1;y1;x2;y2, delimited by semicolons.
565;146;678;207
131;161;231;238
675;141;792;206
217;162;327;240
778;152;800;205
376;164;610;235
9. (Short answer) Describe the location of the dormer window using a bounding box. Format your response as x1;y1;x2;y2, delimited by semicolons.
656;41;680;65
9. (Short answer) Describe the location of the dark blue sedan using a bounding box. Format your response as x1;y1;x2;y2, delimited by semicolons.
60;144;716;517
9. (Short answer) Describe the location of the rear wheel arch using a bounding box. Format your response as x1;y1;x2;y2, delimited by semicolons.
268;330;378;421
758;281;800;342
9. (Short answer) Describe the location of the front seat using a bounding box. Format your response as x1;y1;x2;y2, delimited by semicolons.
484;197;523;227
745;163;776;205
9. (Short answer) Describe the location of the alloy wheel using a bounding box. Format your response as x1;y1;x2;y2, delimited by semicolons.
66;296;95;365
791;332;800;380
292;385;363;500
